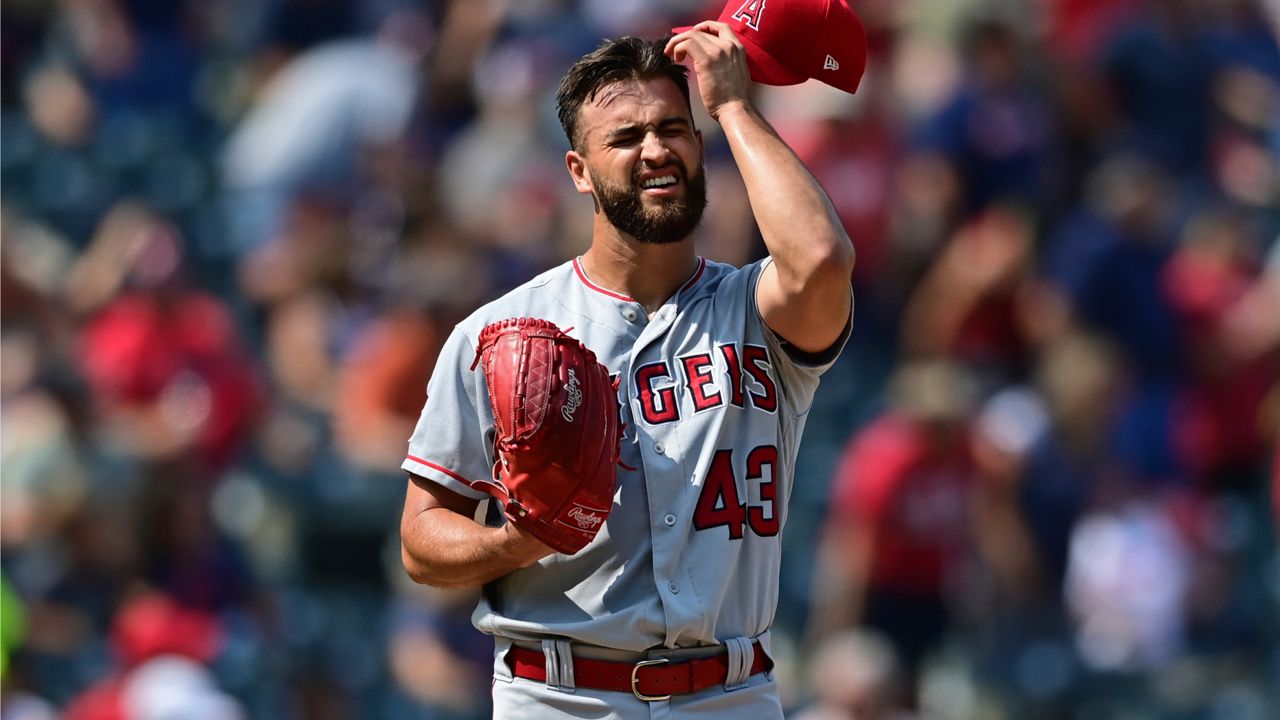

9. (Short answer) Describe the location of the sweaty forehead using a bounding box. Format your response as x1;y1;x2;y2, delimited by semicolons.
580;78;690;138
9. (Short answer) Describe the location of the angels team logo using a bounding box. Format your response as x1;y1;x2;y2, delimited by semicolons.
731;0;766;31
633;343;777;426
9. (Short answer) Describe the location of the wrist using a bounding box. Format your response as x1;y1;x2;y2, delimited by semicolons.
711;98;755;124
501;521;553;566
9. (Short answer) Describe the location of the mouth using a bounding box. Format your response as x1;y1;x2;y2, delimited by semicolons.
638;170;682;197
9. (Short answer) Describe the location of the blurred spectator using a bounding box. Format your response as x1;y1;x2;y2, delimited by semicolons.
915;18;1051;216
1040;155;1183;373
1043;0;1144;66
23;63;96;147
68;202;264;474
971;388;1057;608
965;331;1121;712
0;693;58;720
978;331;1121;603
53;0;205;118
17;497;141;695
61;591;240;720
1221;232;1280;366
900;205;1037;382
792;629;917;720
434;35;567;284
110;591;222;668
332;305;445;474
120;655;244;720
1;339;90;556
221;9;430;254
1040;155;1185;484
136;471;255;611
1101;0;1215;175
808;361;978;687
1065;492;1192;672
762;76;899;294
386;582;492;719
1162;209;1277;489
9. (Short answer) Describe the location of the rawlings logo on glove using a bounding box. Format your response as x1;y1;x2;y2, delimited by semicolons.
472;318;623;555
567;506;605;529
561;370;583;423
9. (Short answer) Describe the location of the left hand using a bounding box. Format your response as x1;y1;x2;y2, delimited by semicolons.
665;22;753;120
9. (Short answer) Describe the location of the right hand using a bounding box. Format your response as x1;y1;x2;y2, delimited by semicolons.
502;522;556;567
664;22;754;121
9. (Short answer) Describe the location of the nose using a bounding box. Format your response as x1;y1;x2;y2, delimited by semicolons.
639;131;671;166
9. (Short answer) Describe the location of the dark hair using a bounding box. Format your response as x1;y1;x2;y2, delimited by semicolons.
555;36;692;152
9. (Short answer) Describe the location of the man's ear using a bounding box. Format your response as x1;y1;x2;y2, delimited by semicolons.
566;150;593;195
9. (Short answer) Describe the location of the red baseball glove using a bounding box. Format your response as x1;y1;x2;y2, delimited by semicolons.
472;318;622;554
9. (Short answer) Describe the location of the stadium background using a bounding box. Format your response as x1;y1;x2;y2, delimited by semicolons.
1;0;1277;718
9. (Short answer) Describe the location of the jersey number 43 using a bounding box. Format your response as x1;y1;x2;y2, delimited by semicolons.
693;446;780;539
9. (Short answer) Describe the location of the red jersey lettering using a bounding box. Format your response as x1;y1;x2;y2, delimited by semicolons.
635;362;678;424
743;345;777;412
693;450;746;539
683;353;722;412
746;445;780;536
719;343;746;408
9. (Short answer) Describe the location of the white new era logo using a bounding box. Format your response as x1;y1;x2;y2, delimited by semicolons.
824;54;839;71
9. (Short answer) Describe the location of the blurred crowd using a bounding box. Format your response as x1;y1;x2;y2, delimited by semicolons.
1;0;1277;718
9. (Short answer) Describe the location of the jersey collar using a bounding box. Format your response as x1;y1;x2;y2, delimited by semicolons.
572;256;707;304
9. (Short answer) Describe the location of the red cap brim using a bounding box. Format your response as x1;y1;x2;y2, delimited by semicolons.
670;25;808;87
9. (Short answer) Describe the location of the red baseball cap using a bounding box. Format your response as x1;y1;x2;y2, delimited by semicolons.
673;0;867;94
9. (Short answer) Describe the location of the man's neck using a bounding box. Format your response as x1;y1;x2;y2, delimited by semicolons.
580;231;698;315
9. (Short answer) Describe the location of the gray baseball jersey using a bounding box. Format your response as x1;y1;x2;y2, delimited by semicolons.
403;255;849;654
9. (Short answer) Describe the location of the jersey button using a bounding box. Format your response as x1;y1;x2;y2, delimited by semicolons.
663;513;676;526
622;307;639;322
653;442;665;455
667;582;680;594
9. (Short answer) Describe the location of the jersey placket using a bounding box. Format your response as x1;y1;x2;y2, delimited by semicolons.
627;290;709;646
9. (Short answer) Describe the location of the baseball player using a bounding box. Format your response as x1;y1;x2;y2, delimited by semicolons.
400;15;858;718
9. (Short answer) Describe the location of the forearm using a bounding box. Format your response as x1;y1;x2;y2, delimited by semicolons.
717;101;854;284
401;508;545;588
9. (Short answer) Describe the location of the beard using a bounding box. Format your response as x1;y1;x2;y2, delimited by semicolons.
589;159;708;245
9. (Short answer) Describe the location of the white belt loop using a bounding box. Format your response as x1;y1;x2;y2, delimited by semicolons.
541;638;576;691
723;636;753;690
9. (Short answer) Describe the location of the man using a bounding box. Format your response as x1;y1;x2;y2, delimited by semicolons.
400;23;854;717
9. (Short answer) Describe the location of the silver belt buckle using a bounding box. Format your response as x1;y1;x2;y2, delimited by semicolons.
631;657;671;702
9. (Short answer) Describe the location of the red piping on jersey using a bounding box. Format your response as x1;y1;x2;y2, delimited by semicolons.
573;256;706;301
681;257;707;292
573;257;635;302
406;455;477;488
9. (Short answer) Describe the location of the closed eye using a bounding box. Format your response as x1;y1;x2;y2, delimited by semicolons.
658;117;691;134
604;117;690;147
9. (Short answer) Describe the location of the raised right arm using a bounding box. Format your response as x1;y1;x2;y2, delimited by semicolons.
400;474;552;588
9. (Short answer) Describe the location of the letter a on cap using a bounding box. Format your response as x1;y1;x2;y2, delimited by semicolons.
732;0;765;31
